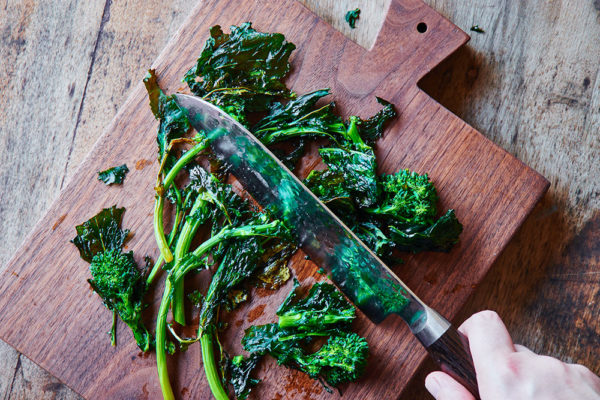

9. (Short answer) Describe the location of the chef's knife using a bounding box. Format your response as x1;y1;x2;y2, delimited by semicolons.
174;94;480;398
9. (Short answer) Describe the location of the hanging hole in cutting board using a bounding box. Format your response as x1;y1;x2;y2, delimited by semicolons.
417;22;428;33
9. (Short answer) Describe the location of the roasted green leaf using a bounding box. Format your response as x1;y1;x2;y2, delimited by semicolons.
184;23;296;124
277;280;356;331
252;89;345;145
98;164;129;185
358;97;397;144
389;209;463;253
71;206;129;263
345;8;361;29
228;354;261;400
144;69;191;162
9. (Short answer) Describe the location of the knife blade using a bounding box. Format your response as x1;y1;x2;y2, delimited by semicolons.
174;93;480;398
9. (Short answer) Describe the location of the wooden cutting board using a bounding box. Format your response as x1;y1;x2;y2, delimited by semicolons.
0;0;549;399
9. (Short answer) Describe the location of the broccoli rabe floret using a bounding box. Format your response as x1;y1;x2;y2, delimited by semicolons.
89;249;151;351
366;169;439;228
72;206;152;351
298;332;369;386
276;280;355;331
242;281;368;392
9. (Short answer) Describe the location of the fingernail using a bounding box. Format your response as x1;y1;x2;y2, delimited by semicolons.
425;374;440;397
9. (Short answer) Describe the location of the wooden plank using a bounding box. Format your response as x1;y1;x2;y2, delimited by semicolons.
0;0;548;399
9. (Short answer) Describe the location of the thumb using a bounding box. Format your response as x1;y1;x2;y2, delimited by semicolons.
425;371;476;400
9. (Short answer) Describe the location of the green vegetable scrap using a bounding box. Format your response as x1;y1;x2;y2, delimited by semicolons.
71;206;152;351
98;164;129;185
470;25;485;33
228;354;261;400
345;8;361;29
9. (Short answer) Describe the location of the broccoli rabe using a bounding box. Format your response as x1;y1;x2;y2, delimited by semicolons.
242;281;368;391
276;279;355;331
366;169;439;228
72;206;152;351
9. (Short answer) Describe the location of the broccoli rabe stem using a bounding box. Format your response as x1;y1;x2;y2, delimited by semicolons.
110;311;117;347
344;115;364;146
278;313;353;330
156;220;282;400
171;196;208;325
201;331;230;400
147;191;185;285
156;280;175;400
153;140;208;264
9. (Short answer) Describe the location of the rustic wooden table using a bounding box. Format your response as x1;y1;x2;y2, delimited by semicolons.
0;0;597;399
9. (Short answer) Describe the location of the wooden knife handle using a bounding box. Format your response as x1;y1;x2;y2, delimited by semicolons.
425;326;480;399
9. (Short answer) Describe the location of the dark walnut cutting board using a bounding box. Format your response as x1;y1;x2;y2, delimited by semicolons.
0;0;549;399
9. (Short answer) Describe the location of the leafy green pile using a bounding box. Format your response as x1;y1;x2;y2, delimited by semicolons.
239;280;368;397
72;21;463;400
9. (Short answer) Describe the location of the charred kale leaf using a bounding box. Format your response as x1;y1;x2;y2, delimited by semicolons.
98;164;129;185
228;354;261;400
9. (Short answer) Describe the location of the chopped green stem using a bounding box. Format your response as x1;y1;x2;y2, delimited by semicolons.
110;311;117;346
201;331;230;400
154;195;173;263
167;323;200;344
147;198;184;285
278;314;353;329
344;116;363;145
172;197;208;325
153;140;208;265
258;127;337;146
147;254;164;285
156;280;175;400
174;221;280;282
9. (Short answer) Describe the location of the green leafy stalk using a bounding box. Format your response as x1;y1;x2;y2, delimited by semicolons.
201;331;230;400
72;206;153;351
153;140;208;264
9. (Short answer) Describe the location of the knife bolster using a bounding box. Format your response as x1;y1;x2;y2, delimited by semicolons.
413;305;451;347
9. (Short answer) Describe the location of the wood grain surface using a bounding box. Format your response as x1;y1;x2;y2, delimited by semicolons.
0;1;597;400
0;0;550;398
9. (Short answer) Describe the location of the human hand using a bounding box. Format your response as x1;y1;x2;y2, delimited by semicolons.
425;310;600;400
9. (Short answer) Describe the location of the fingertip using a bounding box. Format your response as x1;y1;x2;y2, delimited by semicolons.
460;310;515;355
425;371;475;400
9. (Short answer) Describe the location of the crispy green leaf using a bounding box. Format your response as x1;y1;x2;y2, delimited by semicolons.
345;8;361;29
184;23;296;124
228;354;261;400
253;89;345;145
389;209;463;253
98;164;129;185
319;145;379;208
144;69;191;161
71;206;129;263
358;97;397;144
